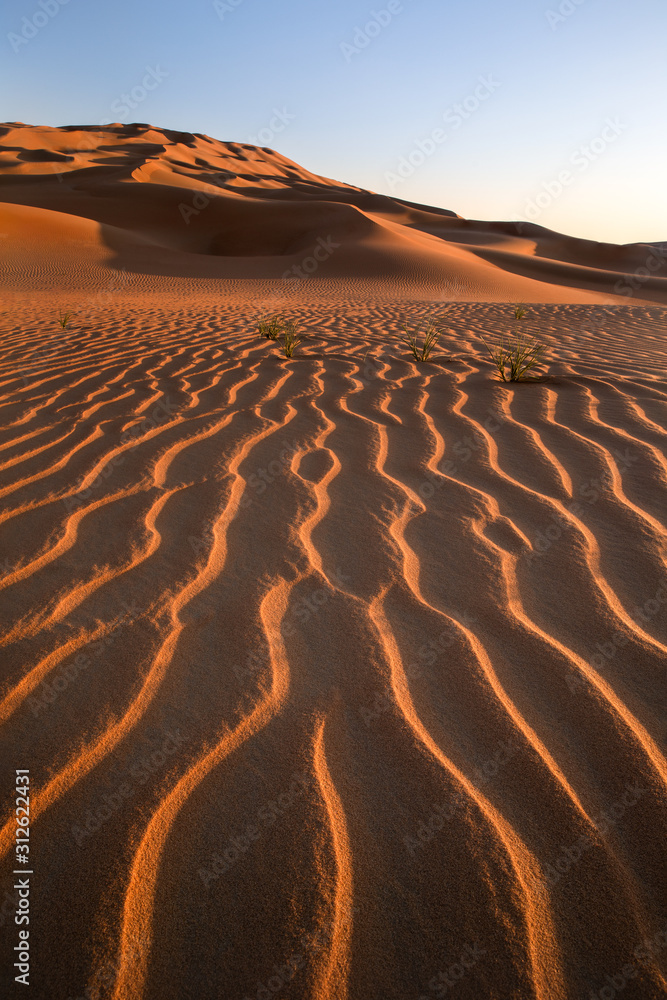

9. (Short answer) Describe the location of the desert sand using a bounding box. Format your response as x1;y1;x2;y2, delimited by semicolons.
1;123;666;1000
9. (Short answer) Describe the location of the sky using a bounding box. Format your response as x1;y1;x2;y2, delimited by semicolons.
2;0;666;245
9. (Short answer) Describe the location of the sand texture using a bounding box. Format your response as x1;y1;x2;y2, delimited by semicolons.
0;124;666;1000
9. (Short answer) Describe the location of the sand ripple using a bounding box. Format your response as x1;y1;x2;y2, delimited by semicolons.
0;298;666;999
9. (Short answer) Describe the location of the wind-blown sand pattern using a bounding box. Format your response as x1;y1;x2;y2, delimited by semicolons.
1;124;667;1000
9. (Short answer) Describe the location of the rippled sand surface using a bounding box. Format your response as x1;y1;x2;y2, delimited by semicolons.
1;290;666;999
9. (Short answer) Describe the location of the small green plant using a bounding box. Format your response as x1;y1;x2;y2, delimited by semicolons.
483;305;546;382
281;321;301;358
58;310;72;329
401;319;440;362
258;315;283;340
484;335;546;382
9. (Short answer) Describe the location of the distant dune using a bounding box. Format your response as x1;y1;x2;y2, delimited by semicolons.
1;121;666;302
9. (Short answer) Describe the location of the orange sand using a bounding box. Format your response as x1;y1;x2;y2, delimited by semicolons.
0;123;666;1000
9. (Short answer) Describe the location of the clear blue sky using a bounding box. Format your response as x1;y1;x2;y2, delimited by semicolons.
2;0;666;245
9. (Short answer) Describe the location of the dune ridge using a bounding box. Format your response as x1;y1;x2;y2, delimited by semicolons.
2;122;667;303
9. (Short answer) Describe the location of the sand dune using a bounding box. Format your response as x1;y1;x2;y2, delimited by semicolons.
1;124;667;1000
2;122;667;302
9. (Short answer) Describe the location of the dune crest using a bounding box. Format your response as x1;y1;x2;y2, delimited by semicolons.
1;121;667;302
